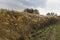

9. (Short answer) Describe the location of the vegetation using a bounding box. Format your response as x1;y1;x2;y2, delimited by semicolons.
46;12;57;16
24;8;39;14
0;9;60;40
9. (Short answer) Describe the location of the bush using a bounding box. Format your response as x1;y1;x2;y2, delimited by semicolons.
24;8;39;14
46;12;57;16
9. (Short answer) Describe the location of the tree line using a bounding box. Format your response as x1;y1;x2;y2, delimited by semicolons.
23;8;57;16
24;8;39;14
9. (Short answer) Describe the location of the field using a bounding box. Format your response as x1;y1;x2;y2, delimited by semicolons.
0;9;60;40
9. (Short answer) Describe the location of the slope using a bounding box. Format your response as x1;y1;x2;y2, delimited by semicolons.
0;9;60;40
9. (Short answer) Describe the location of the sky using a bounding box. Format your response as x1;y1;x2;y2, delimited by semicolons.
0;0;60;15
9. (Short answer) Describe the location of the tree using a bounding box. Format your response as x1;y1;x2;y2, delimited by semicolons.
46;12;57;16
24;8;39;14
51;12;54;16
46;13;50;15
34;9;39;14
24;8;34;13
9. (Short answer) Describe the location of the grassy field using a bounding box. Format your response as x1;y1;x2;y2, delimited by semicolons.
0;9;60;40
55;22;60;40
28;22;60;40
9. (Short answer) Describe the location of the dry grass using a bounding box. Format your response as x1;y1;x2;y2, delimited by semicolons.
0;9;60;40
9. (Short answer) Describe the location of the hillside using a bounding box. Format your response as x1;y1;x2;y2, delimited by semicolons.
0;9;60;40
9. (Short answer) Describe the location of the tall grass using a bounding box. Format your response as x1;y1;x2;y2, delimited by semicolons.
0;9;60;40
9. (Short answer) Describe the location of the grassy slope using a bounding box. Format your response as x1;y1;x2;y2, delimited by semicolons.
0;9;60;40
49;21;60;40
55;22;60;40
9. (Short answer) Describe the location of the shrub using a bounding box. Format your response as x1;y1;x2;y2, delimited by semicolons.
46;12;57;16
24;8;39;14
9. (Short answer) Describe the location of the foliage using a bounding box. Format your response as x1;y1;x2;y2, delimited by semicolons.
24;8;39;14
47;12;57;16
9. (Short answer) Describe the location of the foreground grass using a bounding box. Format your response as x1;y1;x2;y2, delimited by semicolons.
55;22;60;40
0;9;60;40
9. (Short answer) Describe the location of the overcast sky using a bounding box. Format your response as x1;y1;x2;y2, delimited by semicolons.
0;0;60;15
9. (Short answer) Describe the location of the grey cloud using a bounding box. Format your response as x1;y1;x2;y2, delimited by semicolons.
19;0;47;7
0;0;47;11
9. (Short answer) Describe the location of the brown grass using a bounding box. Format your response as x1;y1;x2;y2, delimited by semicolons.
0;9;60;40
